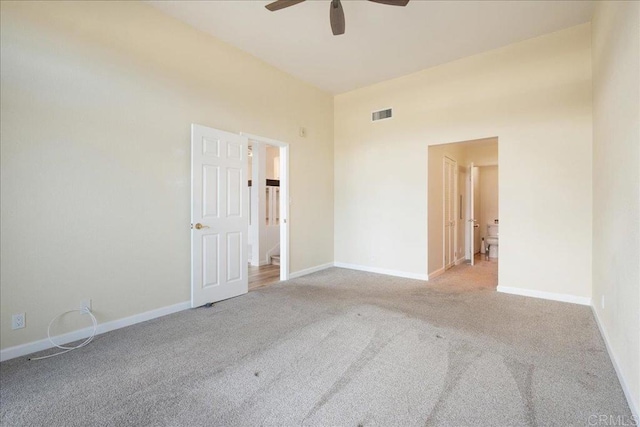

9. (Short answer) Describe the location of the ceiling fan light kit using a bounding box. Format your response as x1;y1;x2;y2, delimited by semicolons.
265;0;410;36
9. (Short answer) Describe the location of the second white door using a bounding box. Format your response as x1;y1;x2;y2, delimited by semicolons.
467;163;478;266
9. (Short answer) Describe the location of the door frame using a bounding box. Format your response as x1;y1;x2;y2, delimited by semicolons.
240;132;290;281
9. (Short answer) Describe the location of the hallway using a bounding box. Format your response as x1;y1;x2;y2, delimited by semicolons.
249;264;280;291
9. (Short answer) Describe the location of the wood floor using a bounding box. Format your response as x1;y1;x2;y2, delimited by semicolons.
248;264;281;290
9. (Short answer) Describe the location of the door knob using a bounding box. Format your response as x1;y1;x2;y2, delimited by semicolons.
194;223;209;230
474;224;479;228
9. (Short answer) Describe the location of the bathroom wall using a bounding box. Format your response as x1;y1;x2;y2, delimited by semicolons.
463;140;498;167
479;166;499;241
266;145;280;180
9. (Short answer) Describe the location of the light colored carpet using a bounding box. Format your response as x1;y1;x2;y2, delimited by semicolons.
0;268;631;426
428;255;498;293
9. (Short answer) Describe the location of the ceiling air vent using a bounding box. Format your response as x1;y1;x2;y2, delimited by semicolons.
372;108;393;122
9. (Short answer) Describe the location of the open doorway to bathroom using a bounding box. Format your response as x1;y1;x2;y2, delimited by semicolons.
246;136;289;291
427;137;499;291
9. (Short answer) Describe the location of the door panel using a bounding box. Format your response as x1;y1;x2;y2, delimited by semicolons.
473;166;481;254
226;232;242;282
202;234;219;287
468;163;477;266
444;159;451;268
203;166;219;218
227;168;242;217
191;124;248;307
444;157;456;270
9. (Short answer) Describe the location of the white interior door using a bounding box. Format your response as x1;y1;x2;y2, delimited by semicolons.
473;166;481;254
457;167;467;263
444;157;456;270
467;163;478;266
191;124;248;307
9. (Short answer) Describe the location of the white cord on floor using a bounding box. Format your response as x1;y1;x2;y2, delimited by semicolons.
29;308;98;361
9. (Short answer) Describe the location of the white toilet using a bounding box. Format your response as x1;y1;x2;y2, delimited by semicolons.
486;223;499;259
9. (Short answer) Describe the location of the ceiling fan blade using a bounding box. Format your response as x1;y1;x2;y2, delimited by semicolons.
368;0;410;6
330;0;345;35
265;0;305;12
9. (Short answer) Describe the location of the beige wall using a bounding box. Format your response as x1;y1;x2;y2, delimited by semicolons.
266;145;280;180
335;24;592;297
592;0;640;413
0;1;334;350
464;141;499;167
247;144;279;184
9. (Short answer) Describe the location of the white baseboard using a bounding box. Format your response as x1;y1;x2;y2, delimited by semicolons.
0;301;191;362
591;306;639;420
249;260;269;267
289;262;334;279
497;286;591;306
428;267;445;280
455;257;466;266
334;262;428;281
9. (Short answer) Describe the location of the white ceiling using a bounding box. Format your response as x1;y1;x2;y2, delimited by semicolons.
151;0;594;94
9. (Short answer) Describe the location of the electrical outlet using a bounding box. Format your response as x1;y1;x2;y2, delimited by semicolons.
81;299;92;314
601;295;605;310
11;313;25;330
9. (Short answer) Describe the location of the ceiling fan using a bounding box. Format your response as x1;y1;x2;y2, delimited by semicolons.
265;0;410;36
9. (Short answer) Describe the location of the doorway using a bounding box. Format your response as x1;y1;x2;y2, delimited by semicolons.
427;137;499;290
243;133;290;291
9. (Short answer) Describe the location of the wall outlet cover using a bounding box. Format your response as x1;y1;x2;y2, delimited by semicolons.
11;313;25;330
